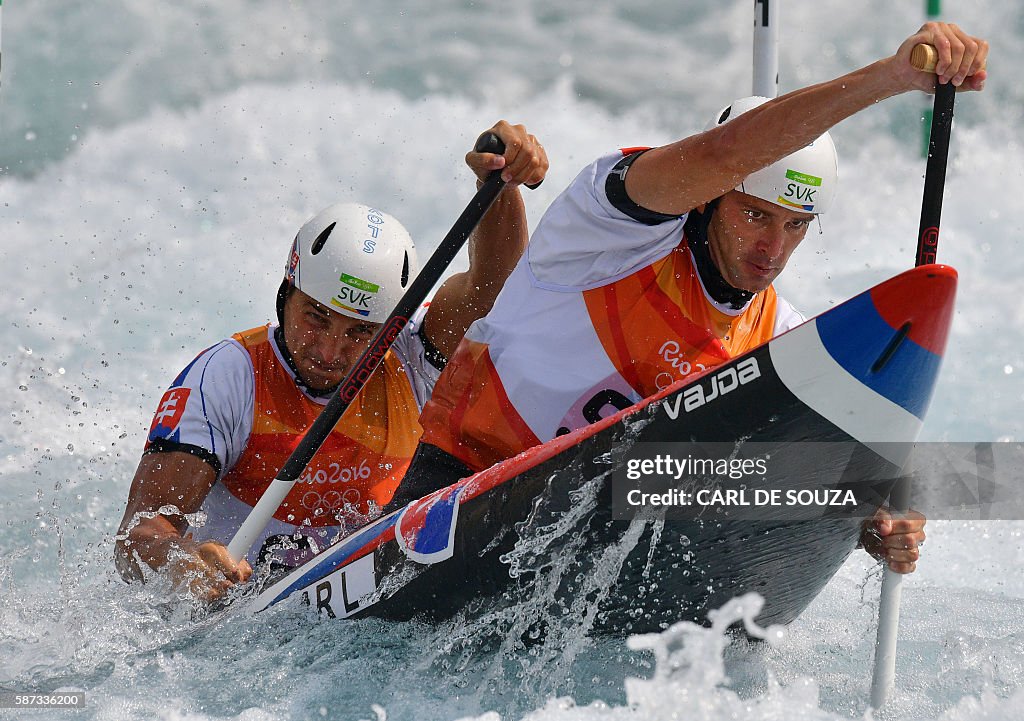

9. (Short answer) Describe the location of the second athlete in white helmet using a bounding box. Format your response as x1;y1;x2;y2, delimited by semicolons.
116;121;548;601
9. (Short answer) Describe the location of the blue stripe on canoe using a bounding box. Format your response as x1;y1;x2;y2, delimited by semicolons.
268;514;399;607
815;291;940;420
410;492;460;556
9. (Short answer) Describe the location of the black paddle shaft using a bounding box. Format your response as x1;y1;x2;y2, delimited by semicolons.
889;81;957;518
916;81;956;267
276;132;508;483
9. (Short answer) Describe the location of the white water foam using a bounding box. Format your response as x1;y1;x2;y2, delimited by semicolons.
1;1;1022;719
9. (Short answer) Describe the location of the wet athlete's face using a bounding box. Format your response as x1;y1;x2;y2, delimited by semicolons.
706;191;814;293
282;289;381;393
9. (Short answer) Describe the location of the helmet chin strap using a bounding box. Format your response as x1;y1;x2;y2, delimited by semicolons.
275;278;291;327
684;200;755;311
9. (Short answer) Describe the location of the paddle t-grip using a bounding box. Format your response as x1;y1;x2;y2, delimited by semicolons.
911;44;940;73
473;131;543;189
475;131;506;155
911;43;987;74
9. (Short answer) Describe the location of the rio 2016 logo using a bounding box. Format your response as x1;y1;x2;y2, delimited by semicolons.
299;459;372;485
655;340;709;390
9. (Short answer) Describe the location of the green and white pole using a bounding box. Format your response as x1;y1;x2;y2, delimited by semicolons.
922;0;942;156
753;0;779;98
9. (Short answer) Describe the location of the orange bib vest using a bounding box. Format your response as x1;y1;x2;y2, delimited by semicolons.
420;238;780;471
221;326;422;527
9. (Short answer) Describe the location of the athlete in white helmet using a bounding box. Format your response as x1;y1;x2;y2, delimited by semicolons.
406;23;988;573
115;121;548;602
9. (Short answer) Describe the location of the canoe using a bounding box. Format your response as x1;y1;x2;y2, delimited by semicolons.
249;264;956;632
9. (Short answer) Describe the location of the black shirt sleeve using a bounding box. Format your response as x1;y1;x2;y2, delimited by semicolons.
604;150;685;226
143;438;223;476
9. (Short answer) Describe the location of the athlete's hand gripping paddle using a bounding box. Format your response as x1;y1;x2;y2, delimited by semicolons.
226;132;511;563
870;43;960;710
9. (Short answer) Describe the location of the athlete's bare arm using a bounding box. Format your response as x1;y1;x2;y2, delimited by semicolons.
115;451;252;602
625;22;987;216
423;120;549;359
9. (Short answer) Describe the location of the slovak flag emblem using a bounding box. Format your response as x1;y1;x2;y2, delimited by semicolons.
287;238;300;282
395;483;465;564
148;387;191;442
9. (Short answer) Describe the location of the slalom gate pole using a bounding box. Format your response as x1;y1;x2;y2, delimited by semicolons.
226;133;509;562
870;43;956;710
752;0;779;98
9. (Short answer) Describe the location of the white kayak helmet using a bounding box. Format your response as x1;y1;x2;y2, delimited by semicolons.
282;202;418;324
707;96;838;214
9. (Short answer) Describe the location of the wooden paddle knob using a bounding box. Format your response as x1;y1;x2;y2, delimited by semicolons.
911;44;939;72
911;43;987;73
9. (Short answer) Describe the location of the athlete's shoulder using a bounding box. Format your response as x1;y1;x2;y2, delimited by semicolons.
231;324;273;350
772;293;807;336
160;334;256;410
563;149;644;208
146;333;257;474
188;334;254;377
526;149;688;290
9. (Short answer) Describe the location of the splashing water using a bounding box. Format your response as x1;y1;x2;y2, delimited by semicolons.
2;1;1023;720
